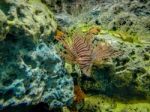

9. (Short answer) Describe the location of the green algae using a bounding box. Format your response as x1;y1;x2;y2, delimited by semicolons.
73;22;149;44
81;95;150;112
65;63;73;74
71;21;144;43
68;23;143;44
109;30;140;43
28;0;41;3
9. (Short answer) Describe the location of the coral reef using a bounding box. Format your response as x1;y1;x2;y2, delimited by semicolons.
43;0;150;111
0;0;74;110
0;0;150;111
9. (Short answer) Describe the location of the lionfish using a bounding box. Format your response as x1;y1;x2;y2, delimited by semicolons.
57;32;119;77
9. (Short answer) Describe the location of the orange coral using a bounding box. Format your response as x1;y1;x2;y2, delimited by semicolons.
88;27;101;35
74;85;85;103
54;30;65;40
68;85;85;112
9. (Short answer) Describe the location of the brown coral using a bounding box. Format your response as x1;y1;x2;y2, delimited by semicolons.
68;85;85;112
74;85;85;103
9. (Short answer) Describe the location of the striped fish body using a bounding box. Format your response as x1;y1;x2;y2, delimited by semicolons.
73;36;93;76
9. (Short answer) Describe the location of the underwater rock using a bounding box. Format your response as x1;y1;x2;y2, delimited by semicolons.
81;34;150;99
0;38;74;109
0;0;56;41
55;13;74;28
42;0;99;15
95;0;150;41
0;0;74;110
81;95;116;112
46;0;150;41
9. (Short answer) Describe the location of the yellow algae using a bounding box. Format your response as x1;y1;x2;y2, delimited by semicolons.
63;107;70;112
82;95;150;112
28;0;42;3
65;63;73;74
100;29;108;35
109;30;140;43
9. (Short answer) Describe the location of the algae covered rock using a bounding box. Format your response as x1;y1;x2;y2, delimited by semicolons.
97;0;150;41
81;34;150;99
0;0;56;41
47;0;150;42
0;0;74;110
0;10;8;41
0;39;74;109
80;95;150;112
